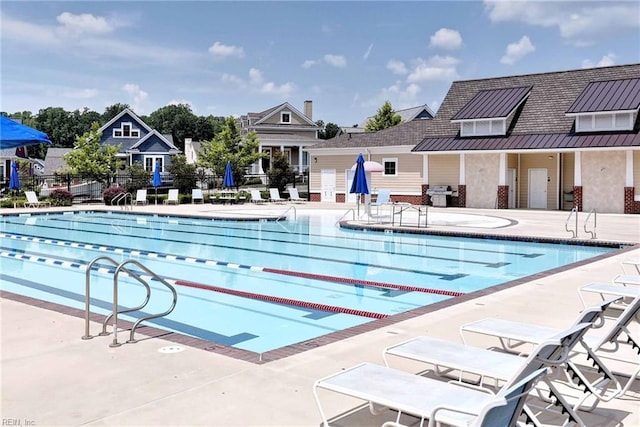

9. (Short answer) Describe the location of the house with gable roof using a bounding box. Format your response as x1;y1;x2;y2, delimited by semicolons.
339;104;435;135
98;108;180;175
239;100;319;175
307;63;640;214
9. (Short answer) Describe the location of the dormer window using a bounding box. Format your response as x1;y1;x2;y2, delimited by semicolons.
281;112;291;124
451;86;531;137
566;78;640;133
113;122;140;138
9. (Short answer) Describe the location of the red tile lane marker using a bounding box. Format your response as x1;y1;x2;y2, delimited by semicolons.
262;268;465;297
175;279;388;319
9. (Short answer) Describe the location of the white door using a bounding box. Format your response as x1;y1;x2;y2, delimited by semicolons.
508;168;516;209
346;170;356;203
528;168;547;209
321;169;336;202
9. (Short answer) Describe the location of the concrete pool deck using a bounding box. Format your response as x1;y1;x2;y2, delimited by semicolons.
1;203;639;426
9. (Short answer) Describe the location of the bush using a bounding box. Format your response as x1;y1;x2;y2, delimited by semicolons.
50;189;73;206
102;185;127;205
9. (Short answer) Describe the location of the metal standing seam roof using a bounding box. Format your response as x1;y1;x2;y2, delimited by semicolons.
566;78;640;113
451;86;532;120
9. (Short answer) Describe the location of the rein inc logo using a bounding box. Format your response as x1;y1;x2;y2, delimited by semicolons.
2;419;35;426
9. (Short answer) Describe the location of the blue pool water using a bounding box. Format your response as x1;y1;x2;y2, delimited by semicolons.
0;211;617;353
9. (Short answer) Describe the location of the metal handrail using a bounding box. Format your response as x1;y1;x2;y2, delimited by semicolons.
583;208;597;239
111;192;132;210
565;207;578;238
335;209;355;225
277;205;296;221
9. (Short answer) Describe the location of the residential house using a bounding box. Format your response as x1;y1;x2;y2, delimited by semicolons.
339;104;435;135
239;101;319;175
98;108;180;176
42;147;73;174
307;64;640;214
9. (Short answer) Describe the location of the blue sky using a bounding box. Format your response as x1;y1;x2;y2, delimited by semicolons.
2;1;639;127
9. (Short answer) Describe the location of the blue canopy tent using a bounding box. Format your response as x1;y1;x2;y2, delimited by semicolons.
0;116;52;150
349;153;369;217
9;161;21;194
223;161;235;189
152;161;162;204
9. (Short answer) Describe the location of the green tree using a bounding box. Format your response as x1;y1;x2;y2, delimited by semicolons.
102;103;130;123
197;116;265;186
365;100;402;132
316;120;341;139
266;151;293;193
63;123;122;183
36;107;76;147
147;104;199;152
126;161;152;192
166;154;196;194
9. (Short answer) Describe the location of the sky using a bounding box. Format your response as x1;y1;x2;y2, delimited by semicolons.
1;1;639;127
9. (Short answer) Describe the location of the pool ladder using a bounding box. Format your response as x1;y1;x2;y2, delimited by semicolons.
111;192;132;211
82;256;178;347
565;207;597;239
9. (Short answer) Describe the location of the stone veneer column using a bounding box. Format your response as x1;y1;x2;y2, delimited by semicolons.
624;187;635;214
421;184;429;206
457;185;466;208
497;185;509;209
573;186;583;212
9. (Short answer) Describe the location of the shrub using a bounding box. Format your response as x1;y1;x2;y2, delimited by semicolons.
102;185;127;205
50;189;73;206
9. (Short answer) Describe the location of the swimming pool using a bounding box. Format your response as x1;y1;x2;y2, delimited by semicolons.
0;211;618;356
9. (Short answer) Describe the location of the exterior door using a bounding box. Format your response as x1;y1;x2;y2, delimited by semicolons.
321;169;336;202
508;168;516;209
346;169;356;203
528;168;547;209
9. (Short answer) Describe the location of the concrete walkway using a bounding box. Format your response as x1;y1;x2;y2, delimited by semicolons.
1;203;639;426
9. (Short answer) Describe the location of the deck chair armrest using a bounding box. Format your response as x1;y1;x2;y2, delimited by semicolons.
428;404;483;427
445;380;496;394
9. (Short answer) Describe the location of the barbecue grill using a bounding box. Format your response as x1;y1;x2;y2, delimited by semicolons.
427;185;454;207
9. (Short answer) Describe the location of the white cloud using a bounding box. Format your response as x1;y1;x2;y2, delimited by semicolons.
362;81;422;111
387;59;408;75
484;1;640;45
248;68;263;85
56;12;114;37
301;59;317;69
208;41;245;59
122;83;149;112
63;88;99;99
220;68;295;98
406;55;460;83
500;36;535;65
260;81;295;97
324;54;347;68
429;28;463;50
363;43;373;60
582;53;617;69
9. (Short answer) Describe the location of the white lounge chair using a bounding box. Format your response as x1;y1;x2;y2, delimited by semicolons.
191;188;204;204
369;189;391;216
23;191;51;208
288;187;306;203
250;189;267;204
269;188;285;203
133;189;148;205
163;189;179;205
315;324;588;427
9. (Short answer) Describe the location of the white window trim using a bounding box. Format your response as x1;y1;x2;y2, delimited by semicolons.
571;111;635;132
144;156;164;172
113;121;141;138
456;118;506;137
382;157;398;176
280;111;292;124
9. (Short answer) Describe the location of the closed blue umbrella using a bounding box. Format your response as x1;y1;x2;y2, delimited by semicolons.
349;153;369;217
223;161;235;189
9;161;20;193
152;161;162;205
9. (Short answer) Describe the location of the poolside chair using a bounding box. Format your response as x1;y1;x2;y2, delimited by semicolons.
191;188;204;204
315;323;591;427
250;189;267;204
288;187;306;203
269;188;285;203
369;189;391;217
459;294;640;412
133;189;148;205
164;189;179;205
23;191;51;208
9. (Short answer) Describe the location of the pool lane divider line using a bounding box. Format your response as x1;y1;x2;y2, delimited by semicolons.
0;248;387;320
1;232;465;297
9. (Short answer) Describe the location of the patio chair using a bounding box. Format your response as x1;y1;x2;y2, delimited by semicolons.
459;294;640;411
250;189;267;204
133;189;148;205
369;189;391;216
191;188;204;204
288;187;306;203
163;189;179;205
23;191;51;208
269;188;286;203
314;323;591;427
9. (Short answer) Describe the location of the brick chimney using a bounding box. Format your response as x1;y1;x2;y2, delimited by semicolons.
304;100;312;120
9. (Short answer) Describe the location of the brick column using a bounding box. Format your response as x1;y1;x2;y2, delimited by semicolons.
497;185;509;209
457;185;466;208
624;187;635;214
421;184;429;206
573;186;583;212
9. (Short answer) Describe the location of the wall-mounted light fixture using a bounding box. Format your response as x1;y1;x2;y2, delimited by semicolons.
547;155;554;160
314;157;317;163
